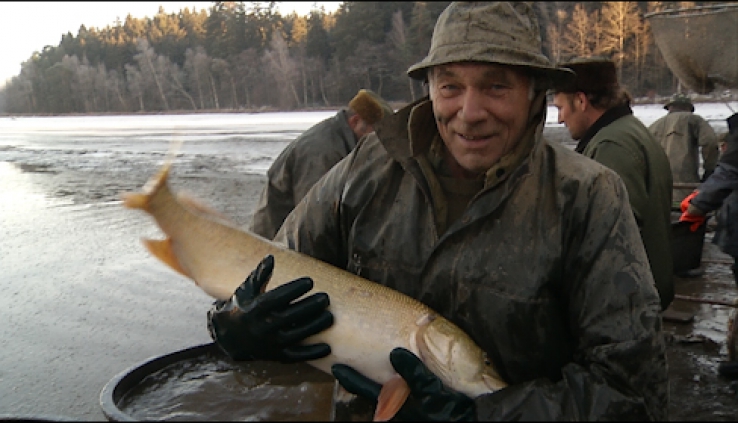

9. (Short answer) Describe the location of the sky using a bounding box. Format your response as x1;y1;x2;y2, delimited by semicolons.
0;1;342;88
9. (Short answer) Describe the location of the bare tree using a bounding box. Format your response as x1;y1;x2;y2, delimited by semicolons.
133;38;170;110
388;9;415;100
185;46;212;109
106;69;128;111
263;32;300;109
599;1;641;81
124;63;146;111
560;4;597;59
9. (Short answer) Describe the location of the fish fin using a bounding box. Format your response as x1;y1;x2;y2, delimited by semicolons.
372;373;411;422
177;192;234;223
121;192;148;210
142;238;192;279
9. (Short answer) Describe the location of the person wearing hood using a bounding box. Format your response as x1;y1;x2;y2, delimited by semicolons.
249;89;394;240
551;56;675;310
208;2;668;421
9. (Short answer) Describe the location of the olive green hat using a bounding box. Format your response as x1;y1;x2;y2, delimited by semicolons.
349;89;394;125
664;93;694;112
554;56;619;93
406;2;574;88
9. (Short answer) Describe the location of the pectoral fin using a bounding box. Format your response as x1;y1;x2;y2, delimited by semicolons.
372;373;411;422
142;238;192;278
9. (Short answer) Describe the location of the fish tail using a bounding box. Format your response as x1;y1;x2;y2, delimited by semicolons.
120;138;181;209
372;374;411;422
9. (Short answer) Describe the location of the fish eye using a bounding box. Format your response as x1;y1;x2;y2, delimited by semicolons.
483;353;491;366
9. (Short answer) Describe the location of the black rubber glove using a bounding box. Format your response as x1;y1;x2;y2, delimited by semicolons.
207;254;333;363
332;347;476;422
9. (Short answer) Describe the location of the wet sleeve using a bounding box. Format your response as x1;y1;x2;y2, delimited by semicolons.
248;148;297;240
474;171;668;420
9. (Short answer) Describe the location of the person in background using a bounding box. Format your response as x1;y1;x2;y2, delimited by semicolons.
249;89;394;239
551;56;674;311
680;113;738;287
648;93;719;203
208;3;668;420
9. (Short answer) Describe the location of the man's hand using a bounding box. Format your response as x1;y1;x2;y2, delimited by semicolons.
679;190;706;232
332;347;476;421
207;254;333;362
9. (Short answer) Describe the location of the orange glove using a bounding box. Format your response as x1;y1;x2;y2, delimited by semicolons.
679;190;705;232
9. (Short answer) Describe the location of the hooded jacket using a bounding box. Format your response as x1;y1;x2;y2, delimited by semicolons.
249;109;358;239
649;111;719;201
576;104;675;311
274;96;668;420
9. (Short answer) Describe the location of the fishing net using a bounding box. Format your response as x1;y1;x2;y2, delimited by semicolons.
646;4;738;94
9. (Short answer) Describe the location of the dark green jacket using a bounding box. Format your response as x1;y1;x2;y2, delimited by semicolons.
576;105;674;310
276;97;668;420
249;109;357;239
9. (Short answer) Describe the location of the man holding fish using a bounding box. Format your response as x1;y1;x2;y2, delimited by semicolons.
208;2;668;420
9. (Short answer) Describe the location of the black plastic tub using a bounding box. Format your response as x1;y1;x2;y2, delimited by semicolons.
672;219;707;274
99;342;338;421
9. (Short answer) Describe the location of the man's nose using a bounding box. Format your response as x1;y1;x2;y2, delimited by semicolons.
459;90;488;123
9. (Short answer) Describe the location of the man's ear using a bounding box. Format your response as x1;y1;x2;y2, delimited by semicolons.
347;113;362;131
575;91;589;111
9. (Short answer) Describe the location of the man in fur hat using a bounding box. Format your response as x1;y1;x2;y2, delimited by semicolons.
649;93;719;203
249;89;394;239
552;56;675;310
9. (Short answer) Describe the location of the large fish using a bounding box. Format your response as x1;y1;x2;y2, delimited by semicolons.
121;157;507;421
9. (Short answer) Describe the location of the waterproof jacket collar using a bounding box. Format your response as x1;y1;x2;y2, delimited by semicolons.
575;104;633;153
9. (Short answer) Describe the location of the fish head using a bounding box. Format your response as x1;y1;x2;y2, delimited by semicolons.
418;317;507;397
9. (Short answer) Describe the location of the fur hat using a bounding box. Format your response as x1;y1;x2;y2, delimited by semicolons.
554;56;619;94
349;89;394;125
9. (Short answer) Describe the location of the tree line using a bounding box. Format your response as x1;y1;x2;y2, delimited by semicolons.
0;1;717;115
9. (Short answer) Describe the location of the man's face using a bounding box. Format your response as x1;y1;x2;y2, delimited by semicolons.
552;92;588;140
429;62;533;178
348;115;375;141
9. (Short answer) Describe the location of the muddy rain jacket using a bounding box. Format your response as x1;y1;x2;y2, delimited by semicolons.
649;111;719;202
275;97;668;421
576;105;675;311
249;109;358;239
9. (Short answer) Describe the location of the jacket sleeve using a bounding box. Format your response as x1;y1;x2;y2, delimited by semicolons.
692;161;738;213
474;170;668;420
248;148;297;240
272;145;355;269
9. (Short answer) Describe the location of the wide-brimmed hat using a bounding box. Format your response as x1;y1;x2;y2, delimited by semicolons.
664;93;694;112
349;89;394;125
407;2;574;88
554;56;619;93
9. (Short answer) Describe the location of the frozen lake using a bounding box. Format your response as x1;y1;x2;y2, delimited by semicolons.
1;102;735;178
